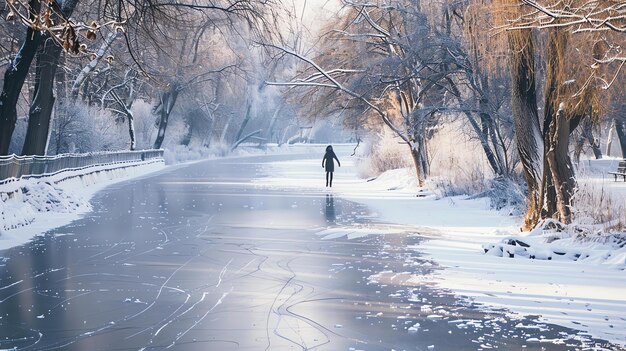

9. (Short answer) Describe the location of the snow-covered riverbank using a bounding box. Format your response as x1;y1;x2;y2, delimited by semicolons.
253;145;626;347
0;160;166;250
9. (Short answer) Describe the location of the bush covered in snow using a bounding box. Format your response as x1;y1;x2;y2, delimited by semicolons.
571;163;626;232
357;130;412;178
572;182;626;232
163;143;230;164
0;160;164;248
427;122;497;196
49;102;128;154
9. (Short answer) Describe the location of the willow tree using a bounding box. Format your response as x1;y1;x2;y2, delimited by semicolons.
512;31;545;228
495;0;604;227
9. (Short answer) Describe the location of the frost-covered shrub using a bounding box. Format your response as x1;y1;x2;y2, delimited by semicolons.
0;189;36;230
49;102;126;154
571;180;626;232
131;100;158;150
163;143;230;164
428;175;525;210
358;129;412;178
426;165;488;197
427;122;492;196
471;177;525;212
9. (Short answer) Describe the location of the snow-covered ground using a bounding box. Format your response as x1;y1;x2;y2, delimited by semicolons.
252;144;626;347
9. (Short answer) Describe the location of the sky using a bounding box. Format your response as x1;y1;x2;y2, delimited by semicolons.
290;0;342;43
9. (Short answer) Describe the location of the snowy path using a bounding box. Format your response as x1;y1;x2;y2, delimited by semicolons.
0;151;622;350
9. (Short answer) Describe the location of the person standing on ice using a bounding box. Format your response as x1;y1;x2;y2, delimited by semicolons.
322;145;341;187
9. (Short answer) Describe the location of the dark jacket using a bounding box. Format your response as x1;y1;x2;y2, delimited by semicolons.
322;150;340;172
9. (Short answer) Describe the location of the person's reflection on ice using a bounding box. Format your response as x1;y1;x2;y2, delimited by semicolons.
325;194;336;223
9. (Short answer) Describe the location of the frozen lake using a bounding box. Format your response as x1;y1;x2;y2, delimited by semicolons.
0;153;621;350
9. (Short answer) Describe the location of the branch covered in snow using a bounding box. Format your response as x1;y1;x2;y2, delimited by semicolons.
509;0;626;33
263;44;408;144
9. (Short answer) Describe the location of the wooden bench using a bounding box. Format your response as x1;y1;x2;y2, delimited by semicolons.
609;161;626;181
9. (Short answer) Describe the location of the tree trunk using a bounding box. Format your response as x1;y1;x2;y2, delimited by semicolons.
153;87;179;149
200;110;214;148
125;75;137;151
233;103;252;146
606;119;615;157
574;116;602;161
127;112;136;151
479;76;508;174
15;0;78;155
615;116;626;158
21;41;63;155
409;143;426;188
407;108;429;186
220;120;231;145
266;104;283;143
583;119;602;159
508;29;543;229
181;112;194;147
447;79;504;177
0;0;43;154
541;30;568;221
573;134;585;164
464;111;502;176
232;129;262;151
545;104;575;224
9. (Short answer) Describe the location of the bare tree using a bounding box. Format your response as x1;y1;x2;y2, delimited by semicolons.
272;0;515;185
100;69;141;150
512;0;626;33
0;0;46;155
1;0;282;155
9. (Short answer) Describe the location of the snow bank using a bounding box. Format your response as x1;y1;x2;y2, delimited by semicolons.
483;220;626;268
0;160;164;250
413;158;626;346
480;158;626;270
253;149;626;346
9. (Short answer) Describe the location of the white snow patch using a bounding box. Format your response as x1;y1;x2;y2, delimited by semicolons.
315;226;405;240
